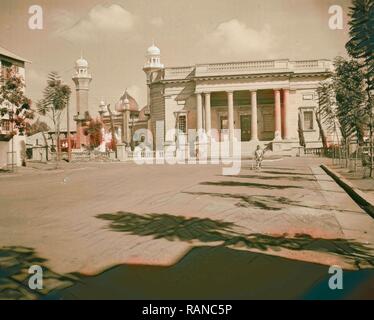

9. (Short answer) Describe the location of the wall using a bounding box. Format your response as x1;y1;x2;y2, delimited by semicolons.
0;135;26;168
0;141;8;167
149;83;165;149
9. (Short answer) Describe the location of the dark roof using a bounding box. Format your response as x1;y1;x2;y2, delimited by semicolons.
0;46;31;63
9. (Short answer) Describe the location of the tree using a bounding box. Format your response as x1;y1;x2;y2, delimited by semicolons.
346;0;374;175
84;117;103;150
0;67;33;137
297;111;306;149
346;0;374;177
28;118;50;136
346;0;374;91
316;81;337;151
106;104;117;155
333;58;367;146
37;72;71;164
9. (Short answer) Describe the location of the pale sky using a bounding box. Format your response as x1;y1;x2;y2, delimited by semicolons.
0;0;351;128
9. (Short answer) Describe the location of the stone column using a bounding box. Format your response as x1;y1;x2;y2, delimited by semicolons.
227;91;234;150
76;122;82;149
283;89;290;140
274;89;282;141
204;92;211;136
124;109;131;145
250;90;258;141
196;93;203;133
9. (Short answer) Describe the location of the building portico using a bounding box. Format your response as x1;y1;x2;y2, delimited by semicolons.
195;88;291;144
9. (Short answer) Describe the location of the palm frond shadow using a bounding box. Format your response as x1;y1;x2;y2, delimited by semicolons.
223;174;316;182
184;191;352;213
97;212;374;267
200;181;303;190
260;170;315;176
0;246;75;300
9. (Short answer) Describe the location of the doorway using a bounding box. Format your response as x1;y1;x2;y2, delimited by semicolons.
240;115;251;142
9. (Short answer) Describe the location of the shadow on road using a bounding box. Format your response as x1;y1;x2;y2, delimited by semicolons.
260;170;315;176
97;212;374;267
54;246;374;300
0;246;75;300
184;191;359;214
223;174;316;182
200;181;303;190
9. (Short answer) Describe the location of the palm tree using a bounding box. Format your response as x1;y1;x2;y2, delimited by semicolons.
37;72;71;165
346;0;374;175
316;81;337;152
346;0;374;91
334;58;367;167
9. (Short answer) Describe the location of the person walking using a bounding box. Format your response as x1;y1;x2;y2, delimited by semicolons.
254;145;264;170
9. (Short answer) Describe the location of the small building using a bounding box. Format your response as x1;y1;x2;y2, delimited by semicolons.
0;46;30;168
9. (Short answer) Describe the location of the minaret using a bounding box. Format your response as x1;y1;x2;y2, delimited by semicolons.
72;55;92;149
143;42;164;110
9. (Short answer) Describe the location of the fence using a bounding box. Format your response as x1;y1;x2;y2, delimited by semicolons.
329;144;373;176
46;150;115;162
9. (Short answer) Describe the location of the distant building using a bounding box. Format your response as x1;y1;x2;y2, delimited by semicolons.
99;90;150;150
0;46;30;168
143;43;334;156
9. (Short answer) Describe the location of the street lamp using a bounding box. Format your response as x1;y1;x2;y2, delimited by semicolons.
120;91;131;147
6;103;15;172
98;100;107;119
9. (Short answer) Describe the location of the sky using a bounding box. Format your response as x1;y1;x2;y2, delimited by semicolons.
0;0;352;128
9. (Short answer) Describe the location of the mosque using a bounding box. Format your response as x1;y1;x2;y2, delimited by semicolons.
71;56;150;152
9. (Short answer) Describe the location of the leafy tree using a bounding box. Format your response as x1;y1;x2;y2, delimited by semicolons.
0;67;33;136
36;71;71;163
346;0;374;91
334;58;367;145
27;118;50;136
84;117;103;150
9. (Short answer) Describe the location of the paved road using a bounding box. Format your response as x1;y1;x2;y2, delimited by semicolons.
1;157;374;298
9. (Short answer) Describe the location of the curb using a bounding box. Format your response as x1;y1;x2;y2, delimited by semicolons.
321;164;374;218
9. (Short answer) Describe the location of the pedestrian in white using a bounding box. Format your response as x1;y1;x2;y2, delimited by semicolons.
254;145;264;170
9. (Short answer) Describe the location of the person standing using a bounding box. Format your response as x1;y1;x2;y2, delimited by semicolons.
254;145;264;170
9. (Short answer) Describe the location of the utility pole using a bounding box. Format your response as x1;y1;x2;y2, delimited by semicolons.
67;98;72;162
107;104;117;158
8;106;15;173
11;113;14;173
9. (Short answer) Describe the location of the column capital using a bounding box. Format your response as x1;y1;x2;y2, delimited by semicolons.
226;90;234;95
203;92;211;97
273;88;281;92
249;89;257;93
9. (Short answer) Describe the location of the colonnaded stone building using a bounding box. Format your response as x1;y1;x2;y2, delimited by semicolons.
143;43;334;156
